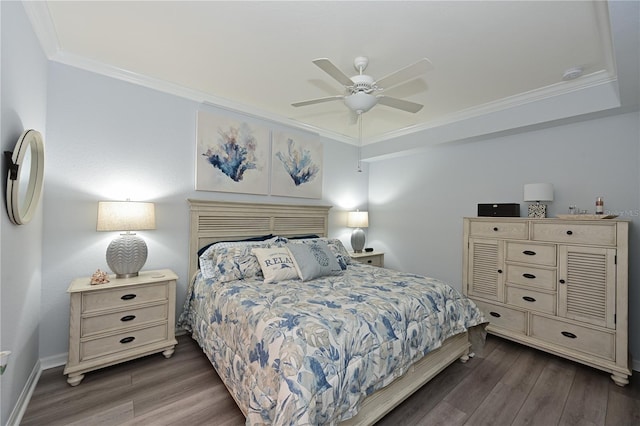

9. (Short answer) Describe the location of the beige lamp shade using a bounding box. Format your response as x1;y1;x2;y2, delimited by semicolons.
347;211;369;228
97;201;156;231
523;183;554;202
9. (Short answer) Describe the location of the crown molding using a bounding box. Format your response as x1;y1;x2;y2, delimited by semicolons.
21;0;620;149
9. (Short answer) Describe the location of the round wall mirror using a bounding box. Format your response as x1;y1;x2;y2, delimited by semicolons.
5;129;45;225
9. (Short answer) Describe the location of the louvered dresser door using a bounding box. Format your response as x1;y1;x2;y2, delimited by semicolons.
462;217;630;387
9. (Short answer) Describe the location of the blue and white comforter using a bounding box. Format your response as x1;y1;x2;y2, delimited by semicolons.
179;263;485;425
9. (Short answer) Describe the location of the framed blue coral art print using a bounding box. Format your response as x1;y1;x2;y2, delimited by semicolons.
196;111;270;195
271;131;323;199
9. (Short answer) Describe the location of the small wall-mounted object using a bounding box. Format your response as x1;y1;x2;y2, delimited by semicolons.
5;129;45;225
0;351;11;375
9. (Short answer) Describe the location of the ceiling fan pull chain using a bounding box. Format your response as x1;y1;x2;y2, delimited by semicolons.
357;112;363;173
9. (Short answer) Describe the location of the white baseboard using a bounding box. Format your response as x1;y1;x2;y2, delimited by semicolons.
39;353;68;370
5;360;41;426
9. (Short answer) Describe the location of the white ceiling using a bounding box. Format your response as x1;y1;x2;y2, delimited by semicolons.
24;1;637;144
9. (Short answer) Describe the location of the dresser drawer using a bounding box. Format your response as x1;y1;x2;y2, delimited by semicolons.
531;222;616;246
506;242;556;266
82;283;169;313
80;324;168;361
469;221;528;239
506;264;556;291
506;286;556;315
530;314;615;361
81;304;168;337
473;300;527;335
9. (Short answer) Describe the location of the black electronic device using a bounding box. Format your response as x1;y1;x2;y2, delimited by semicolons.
364;247;374;252
477;203;520;217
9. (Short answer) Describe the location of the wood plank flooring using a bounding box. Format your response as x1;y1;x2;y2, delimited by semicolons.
22;334;639;425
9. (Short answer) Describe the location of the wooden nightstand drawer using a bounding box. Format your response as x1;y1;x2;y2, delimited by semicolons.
506;264;556;291
350;251;384;267
473;300;527;335
506;242;556;266
82;283;168;313
469;220;528;240
506;286;556;315
81;324;168;361
530;314;615;361
531;222;616;246
81;304;168;337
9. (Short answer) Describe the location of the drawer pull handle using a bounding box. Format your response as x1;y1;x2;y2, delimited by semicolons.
522;250;537;256
489;312;501;318
367;260;372;263
566;230;573;235
561;331;577;339
497;269;503;274
559;279;566;284
120;336;135;344
120;315;136;322
493;227;499;231
121;294;137;300
522;296;536;302
523;273;536;279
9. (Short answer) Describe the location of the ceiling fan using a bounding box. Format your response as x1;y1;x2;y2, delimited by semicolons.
292;56;432;114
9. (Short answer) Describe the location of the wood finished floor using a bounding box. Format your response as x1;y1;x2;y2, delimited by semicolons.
22;334;640;425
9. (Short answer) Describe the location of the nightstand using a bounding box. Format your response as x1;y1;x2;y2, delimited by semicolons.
350;251;384;267
64;269;178;386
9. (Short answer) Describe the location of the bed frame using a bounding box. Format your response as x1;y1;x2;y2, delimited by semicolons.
187;199;471;425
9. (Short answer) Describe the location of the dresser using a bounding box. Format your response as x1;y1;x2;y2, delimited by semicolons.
64;269;178;386
351;251;385;267
462;217;630;386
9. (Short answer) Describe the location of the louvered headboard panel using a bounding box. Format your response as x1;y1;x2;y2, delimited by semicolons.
188;199;332;280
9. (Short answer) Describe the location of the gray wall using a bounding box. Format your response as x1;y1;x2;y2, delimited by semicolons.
40;62;368;359
0;2;48;424
367;111;640;366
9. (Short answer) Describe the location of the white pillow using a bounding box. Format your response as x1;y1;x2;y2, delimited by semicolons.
252;247;299;283
286;241;343;281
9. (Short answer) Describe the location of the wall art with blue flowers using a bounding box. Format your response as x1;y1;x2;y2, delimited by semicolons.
271;131;323;199
196;110;270;195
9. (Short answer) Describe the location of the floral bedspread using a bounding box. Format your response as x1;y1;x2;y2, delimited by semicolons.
179;263;485;425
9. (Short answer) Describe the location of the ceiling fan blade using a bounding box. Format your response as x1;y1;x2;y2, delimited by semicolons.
377;96;424;113
312;58;354;87
291;95;344;107
375;58;433;90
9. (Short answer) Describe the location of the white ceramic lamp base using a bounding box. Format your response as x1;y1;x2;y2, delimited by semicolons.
351;228;366;253
106;233;148;278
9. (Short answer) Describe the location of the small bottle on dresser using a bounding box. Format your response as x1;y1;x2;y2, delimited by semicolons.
595;197;604;215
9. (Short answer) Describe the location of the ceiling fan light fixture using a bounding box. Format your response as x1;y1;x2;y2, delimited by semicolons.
344;92;378;113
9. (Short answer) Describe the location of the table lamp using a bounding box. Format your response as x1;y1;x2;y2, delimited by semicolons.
97;200;156;278
347;210;369;253
524;183;554;218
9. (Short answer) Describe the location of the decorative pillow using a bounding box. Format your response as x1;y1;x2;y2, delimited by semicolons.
252;247;299;283
198;236;287;279
292;237;353;269
286;241;343;281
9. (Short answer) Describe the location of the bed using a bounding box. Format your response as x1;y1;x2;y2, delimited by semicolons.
180;199;486;425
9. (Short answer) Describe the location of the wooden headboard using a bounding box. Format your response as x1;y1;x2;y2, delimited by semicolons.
188;199;332;280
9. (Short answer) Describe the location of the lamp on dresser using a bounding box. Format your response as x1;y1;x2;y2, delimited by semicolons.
97;200;156;278
523;183;554;218
347;210;368;253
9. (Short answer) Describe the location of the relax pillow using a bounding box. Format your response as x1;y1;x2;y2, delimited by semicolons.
286;241;343;281
252;247;299;283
